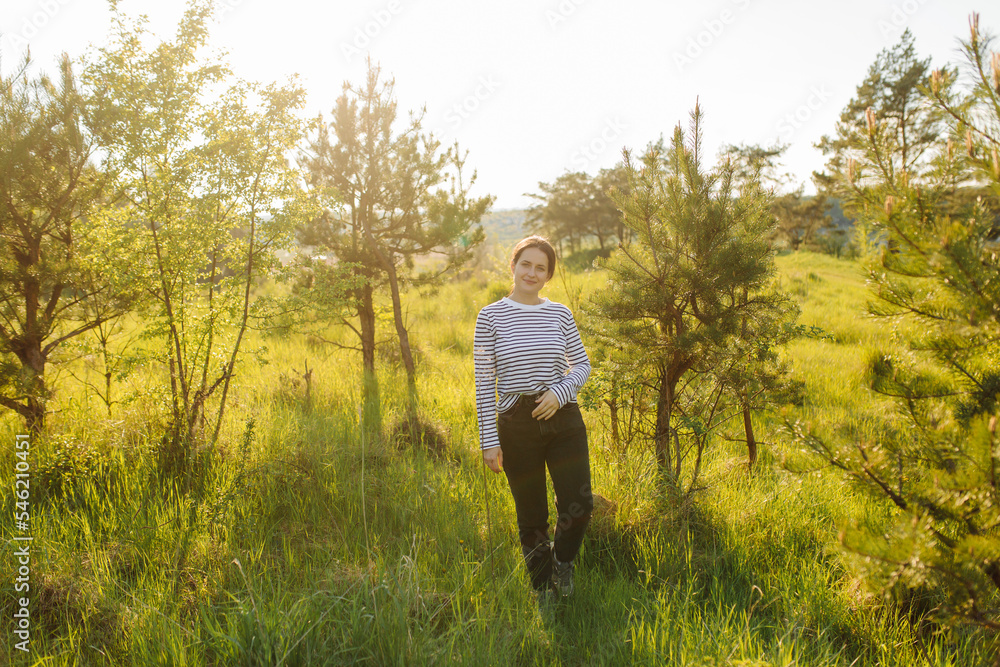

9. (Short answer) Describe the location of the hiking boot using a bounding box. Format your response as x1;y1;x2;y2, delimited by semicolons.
551;552;574;598
523;540;554;592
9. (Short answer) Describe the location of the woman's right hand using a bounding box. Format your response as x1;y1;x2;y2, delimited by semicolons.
483;447;503;473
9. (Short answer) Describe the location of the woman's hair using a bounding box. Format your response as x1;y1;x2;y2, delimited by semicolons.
510;235;557;279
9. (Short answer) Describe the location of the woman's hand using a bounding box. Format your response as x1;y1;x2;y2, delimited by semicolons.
483;446;503;473
531;390;560;420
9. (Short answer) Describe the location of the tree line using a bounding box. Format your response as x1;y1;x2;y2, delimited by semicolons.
526;29;999;260
525;141;844;257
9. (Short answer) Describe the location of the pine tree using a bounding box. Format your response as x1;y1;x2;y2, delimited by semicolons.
302;58;491;436
587;104;797;493
814;29;943;198
0;54;127;433
792;15;1000;631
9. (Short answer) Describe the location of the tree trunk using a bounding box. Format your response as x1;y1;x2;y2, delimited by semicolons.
654;366;674;478
16;239;48;433
384;257;418;412
739;286;757;469
104;369;113;416
604;396;620;451
23;338;46;434
359;283;377;375
743;401;758;469
363;229;419;422
0;395;32;429
358;283;381;440
212;213;255;447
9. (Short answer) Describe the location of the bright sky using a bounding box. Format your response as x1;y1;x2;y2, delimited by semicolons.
1;0;991;209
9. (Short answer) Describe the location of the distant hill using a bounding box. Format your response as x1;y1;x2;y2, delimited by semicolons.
480;209;527;245
824;198;854;230
480;201;858;248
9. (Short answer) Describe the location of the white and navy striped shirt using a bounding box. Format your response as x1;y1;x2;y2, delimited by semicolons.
473;297;591;450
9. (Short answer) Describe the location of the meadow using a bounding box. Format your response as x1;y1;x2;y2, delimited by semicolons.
0;250;995;666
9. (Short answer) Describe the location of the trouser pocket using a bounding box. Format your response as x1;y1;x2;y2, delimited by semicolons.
539;402;585;437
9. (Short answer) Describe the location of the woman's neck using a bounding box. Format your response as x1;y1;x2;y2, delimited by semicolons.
507;289;544;305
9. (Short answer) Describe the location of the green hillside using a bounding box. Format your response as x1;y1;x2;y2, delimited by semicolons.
481;208;528;246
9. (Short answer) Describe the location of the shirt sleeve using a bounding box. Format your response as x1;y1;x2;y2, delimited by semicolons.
473;307;500;450
549;307;591;407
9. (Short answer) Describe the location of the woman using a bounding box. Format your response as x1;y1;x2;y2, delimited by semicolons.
473;235;593;600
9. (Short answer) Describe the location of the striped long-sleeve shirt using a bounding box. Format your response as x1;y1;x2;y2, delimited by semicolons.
473;297;591;450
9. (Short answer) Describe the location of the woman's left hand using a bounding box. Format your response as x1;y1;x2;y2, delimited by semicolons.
531;390;560;420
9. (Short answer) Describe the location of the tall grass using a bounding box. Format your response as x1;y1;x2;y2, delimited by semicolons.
0;251;994;665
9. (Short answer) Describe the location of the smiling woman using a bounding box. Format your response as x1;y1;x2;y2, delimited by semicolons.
509;239;554;305
473;235;593;602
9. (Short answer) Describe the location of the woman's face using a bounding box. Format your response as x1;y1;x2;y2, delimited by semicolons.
512;247;551;297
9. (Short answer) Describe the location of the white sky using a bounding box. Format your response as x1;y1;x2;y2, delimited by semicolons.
1;0;992;209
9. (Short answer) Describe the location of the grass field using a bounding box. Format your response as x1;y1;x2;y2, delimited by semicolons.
0;250;995;665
